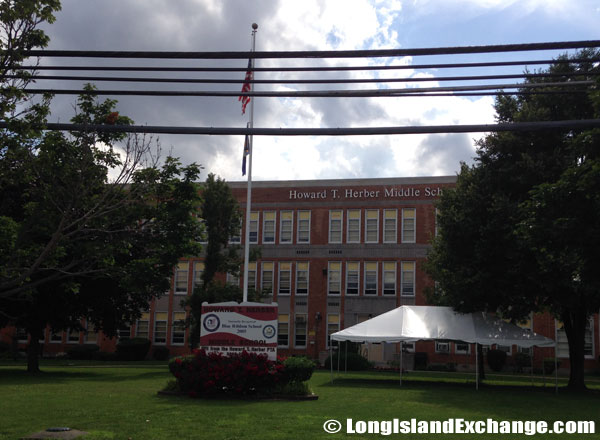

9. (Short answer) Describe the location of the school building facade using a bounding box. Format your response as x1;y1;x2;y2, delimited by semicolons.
2;176;599;372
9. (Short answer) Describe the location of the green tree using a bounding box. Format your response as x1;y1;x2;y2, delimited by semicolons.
1;90;203;372
425;50;600;390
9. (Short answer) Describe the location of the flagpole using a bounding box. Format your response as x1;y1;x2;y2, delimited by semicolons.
242;23;258;303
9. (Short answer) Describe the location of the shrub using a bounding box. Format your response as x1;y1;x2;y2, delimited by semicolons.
487;349;507;372
92;351;118;362
115;338;151;361
66;344;100;360
153;346;170;361
169;349;286;396
0;341;9;353
427;362;456;372
323;352;371;371
283;356;316;383
414;352;428;370
543;358;560;375
514;352;530;371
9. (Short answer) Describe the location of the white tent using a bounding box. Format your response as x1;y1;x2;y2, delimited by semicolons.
329;305;556;389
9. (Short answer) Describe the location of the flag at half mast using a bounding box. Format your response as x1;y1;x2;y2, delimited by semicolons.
239;58;252;114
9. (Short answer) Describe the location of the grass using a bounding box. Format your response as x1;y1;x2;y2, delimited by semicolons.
1;361;599;440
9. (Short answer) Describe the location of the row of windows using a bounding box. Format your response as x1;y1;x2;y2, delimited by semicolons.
173;260;416;297
208;208;426;245
277;313;340;349
133;312;187;346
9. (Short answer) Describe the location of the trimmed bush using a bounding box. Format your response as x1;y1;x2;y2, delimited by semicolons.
152;346;170;361
92;351;118;362
66;344;100;360
283;356;316;383
487;349;507;372
543;358;560;375
414;352;428;370
115;338;151;361
514;352;530;371
169;349;286;397
323;352;371;371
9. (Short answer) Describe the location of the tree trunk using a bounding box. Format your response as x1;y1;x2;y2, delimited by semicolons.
26;329;43;373
562;310;588;390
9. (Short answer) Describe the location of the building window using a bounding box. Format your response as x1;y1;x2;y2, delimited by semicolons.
117;324;131;340
402;208;416;243
294;314;307;348
136;313;150;339
346;262;360;295
171;312;186;345
193;262;204;292
383;209;397;243
347;209;361;243
435;341;450;353
297;211;311;243
263;211;276;243
401;342;415;353
556;317;595;359
329;210;343;243
401;262;415;297
278;314;289;347
365;209;379;243
328;262;341;296
261;262;274;295
16;328;28;343
229;226;241;244
364;262;378;295
278;262;291;295
247;262;257;291
197;219;208;244
226;272;239;287
50;330;62;343
85;321;97;343
66;328;80;344
249;211;259;243
174;261;188;295
383;262;396;295
496;344;512;355
327;314;340;347
455;342;471;355
280;211;293;243
154;312;168;344
296;262;309;295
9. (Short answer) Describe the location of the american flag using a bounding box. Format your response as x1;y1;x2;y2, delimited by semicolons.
239;58;253;114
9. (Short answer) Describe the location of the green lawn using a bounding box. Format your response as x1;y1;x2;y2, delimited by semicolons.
1;362;599;439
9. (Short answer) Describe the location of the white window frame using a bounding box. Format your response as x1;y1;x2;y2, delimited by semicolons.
326;314;340;348
249;211;259;244
402;208;416;243
278;314;289;348
455;342;471;355
383;262;396;296
278;262;292;295
153;312;168;345
279;211;293;244
297;210;311;244
174;261;189;296
262;211;276;244
383;209;397;243
328;262;341;296
294;314;307;348
365;209;379;243
346;262;360;295
247;262;257;291
136;313;150;339
66;328;80;344
364;262;378;295
435;341;450;353
401;261;415;297
329;210;343;244
346;209;361;243
171;312;186;346
261;262;274;295
295;262;309;296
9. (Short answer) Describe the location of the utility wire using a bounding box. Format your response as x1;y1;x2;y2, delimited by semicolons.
1;119;598;136
21;40;600;59
12;57;600;73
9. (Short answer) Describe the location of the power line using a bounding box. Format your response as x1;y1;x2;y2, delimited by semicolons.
13;57;600;73
2;119;598;136
5;71;599;85
18;80;594;98
21;40;600;59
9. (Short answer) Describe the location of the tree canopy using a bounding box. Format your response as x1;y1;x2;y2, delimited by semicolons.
425;49;600;389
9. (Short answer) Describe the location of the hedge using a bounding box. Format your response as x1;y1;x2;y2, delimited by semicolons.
115;338;151;361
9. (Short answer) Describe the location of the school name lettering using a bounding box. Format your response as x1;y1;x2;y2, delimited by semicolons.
288;186;443;200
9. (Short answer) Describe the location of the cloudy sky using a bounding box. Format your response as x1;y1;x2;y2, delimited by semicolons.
39;0;599;182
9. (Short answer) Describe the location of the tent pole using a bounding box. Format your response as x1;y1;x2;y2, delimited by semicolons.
554;348;558;394
400;342;403;386
475;343;479;391
330;341;334;382
337;341;341;376
344;340;348;374
530;348;534;387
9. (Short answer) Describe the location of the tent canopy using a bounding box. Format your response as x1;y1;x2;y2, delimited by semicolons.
331;305;555;348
